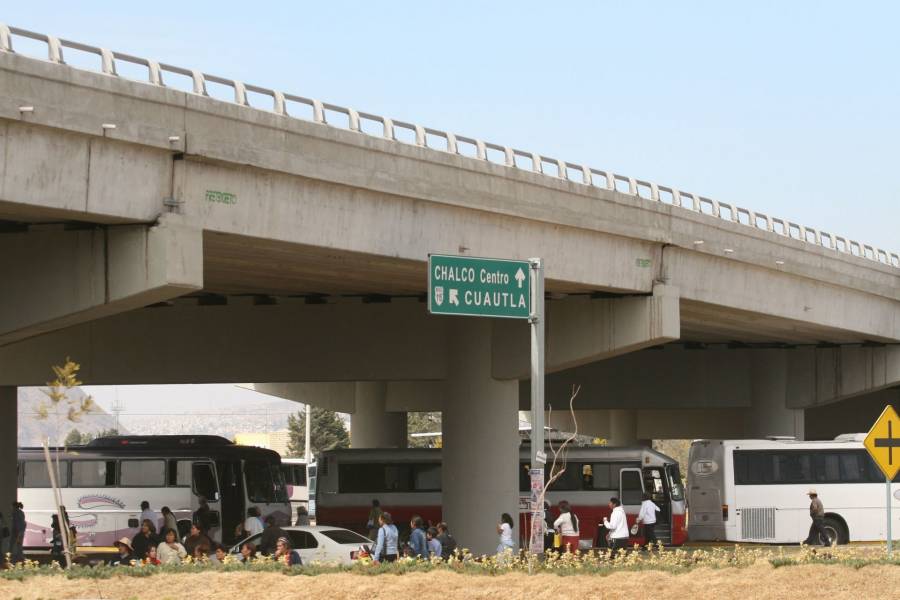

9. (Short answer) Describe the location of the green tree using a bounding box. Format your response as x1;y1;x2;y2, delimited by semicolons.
287;407;349;457
64;428;85;446
407;412;441;448
94;428;120;439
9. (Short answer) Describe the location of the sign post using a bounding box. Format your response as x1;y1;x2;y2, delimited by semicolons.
863;404;899;557
428;253;544;554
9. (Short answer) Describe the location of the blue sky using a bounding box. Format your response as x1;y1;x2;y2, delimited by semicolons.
6;2;899;414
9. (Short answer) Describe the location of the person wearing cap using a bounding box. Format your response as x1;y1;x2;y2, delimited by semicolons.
110;537;135;566
803;488;829;546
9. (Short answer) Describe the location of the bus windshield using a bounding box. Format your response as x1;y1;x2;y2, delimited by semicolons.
245;460;289;503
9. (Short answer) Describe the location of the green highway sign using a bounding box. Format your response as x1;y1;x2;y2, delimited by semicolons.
428;254;531;319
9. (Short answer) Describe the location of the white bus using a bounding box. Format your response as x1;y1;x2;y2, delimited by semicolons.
17;435;291;553
316;446;687;548
280;458;317;519
688;434;900;544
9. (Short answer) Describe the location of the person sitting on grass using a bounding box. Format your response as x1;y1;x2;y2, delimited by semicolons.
157;528;187;565
274;536;302;566
110;537;135;566
240;541;257;562
145;545;161;566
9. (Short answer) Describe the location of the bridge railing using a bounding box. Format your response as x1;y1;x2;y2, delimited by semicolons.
1;23;898;270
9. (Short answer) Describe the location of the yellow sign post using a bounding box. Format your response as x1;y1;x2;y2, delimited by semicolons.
863;405;899;556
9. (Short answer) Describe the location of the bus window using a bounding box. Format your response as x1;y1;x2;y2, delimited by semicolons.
23;461;68;488
168;460;193;487
245;461;288;503
193;462;219;501
120;460;165;487
588;463;615;490
620;469;643;505
72;460;116;487
666;464;684;501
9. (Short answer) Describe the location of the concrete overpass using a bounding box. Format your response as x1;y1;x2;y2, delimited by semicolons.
1;23;898;552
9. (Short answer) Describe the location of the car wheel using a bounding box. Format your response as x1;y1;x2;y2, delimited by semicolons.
821;517;848;545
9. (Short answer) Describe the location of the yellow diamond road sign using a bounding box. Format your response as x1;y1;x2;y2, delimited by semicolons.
864;405;900;481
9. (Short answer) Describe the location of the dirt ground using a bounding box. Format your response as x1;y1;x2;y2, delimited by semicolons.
1;562;898;600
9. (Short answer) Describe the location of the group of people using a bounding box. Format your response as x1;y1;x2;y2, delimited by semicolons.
0;502;27;566
368;500;457;564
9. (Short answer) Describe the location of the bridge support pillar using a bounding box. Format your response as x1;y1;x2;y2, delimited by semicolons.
745;351;805;439
0;387;16;536
351;382;407;448
443;319;519;556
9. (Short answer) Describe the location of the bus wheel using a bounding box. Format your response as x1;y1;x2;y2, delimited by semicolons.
822;517;848;545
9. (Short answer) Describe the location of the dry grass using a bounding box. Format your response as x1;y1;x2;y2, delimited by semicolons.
1;562;898;600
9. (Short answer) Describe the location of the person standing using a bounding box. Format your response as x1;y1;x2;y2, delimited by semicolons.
636;492;661;549
553;501;580;553
160;506;178;538
139;501;160;532
295;505;310;526
244;507;264;537
259;515;287;555
803;489;829;546
436;522;456;560
193;497;213;534
602;497;629;559
372;512;399;564
426;527;442;559
408;515;428;559
367;500;382;540
496;513;515;555
10;502;25;564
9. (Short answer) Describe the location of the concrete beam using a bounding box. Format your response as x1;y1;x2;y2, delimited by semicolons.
787;345;900;408
249;382;356;413
0;218;202;346
494;285;680;380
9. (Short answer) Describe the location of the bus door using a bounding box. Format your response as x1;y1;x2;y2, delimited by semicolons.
619;468;644;535
191;461;222;542
643;467;671;542
216;460;245;544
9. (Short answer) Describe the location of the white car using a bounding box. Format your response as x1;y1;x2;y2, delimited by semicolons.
229;525;373;565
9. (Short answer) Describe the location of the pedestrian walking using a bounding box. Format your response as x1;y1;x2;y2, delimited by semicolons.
139;500;160;532
10;501;25;564
409;515;428;559
602;497;629;559
496;512;515;554
803;488;830;546
553;500;580;553
372;512;399;564
636;492;661;549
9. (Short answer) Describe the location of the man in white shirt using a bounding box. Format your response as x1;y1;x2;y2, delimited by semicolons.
139;501;161;532
636;492;661;549
243;506;264;537
602;497;629;559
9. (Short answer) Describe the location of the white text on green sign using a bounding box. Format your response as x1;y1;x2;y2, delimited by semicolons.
428;254;531;319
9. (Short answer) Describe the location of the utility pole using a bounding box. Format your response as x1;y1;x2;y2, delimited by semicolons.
305;403;312;463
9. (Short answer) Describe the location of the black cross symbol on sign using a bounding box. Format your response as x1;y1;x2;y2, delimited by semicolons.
875;421;900;465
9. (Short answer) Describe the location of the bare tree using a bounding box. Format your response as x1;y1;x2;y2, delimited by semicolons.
526;384;581;557
34;360;94;568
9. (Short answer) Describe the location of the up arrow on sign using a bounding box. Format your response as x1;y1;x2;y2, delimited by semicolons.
515;268;526;289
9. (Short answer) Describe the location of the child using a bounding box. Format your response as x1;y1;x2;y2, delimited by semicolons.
426;527;442;559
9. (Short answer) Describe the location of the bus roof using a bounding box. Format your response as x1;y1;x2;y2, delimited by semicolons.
691;434;866;449
18;435;282;460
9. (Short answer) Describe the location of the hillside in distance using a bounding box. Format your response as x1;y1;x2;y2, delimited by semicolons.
17;387;126;446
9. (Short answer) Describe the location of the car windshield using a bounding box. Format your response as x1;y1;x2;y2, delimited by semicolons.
321;529;373;545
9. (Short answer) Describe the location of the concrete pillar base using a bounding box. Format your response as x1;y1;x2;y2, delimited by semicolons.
443;319;519;556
